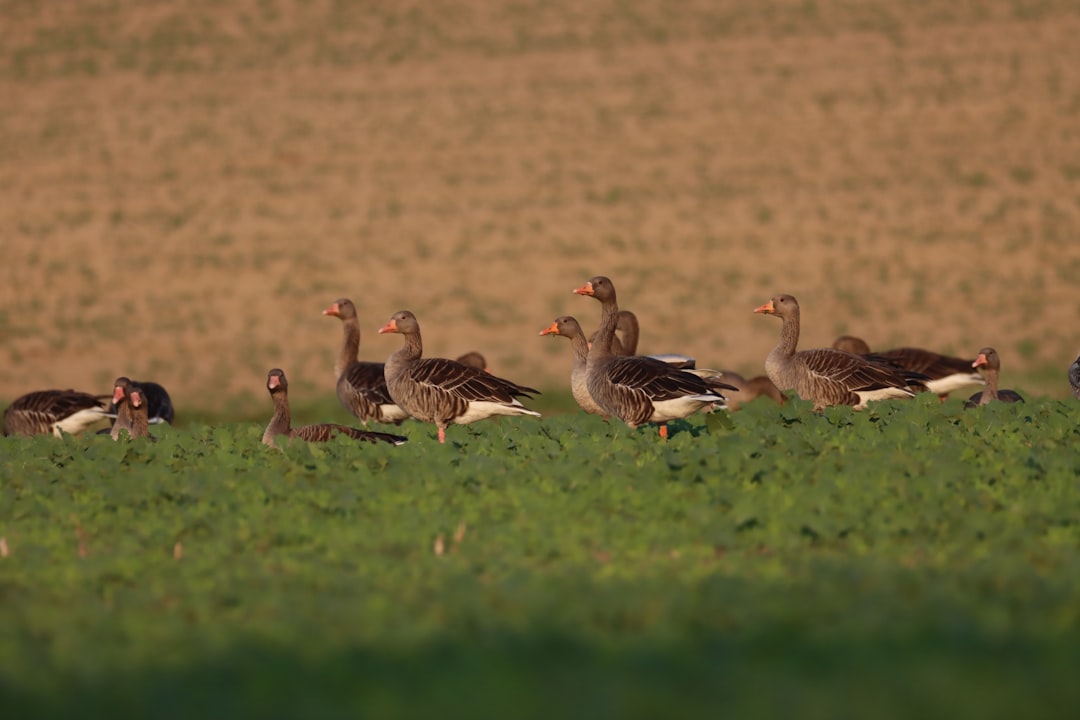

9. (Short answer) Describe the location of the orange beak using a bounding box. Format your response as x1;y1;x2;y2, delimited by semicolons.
573;282;594;296
378;319;399;334
112;386;125;404
130;390;143;408
539;321;560;336
973;354;987;368
753;300;775;314
323;303;340;317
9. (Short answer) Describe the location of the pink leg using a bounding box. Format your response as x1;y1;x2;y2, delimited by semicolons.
658;424;668;441
438;426;446;444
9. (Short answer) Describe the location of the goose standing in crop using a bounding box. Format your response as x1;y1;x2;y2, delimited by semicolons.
324;298;410;425
263;368;408;448
964;348;1024;408
540;315;606;416
831;336;983;400
110;377;152;440
378;310;540;444
755;294;926;411
575;276;734;439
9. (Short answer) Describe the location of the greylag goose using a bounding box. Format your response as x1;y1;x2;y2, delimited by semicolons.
1071;353;1080;400
378;310;541;443
324;298;410;425
2;389;109;437
574;276;735;439
107;380;174;425
709;371;786;410
263;369;408;448
540;316;606;416
588;309;696;367
964;348;1024;408
831;336;983;400
755;294;926;411
110;377;152;440
455;351;489;373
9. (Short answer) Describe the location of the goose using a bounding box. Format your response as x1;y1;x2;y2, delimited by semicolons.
574;276;734;439
539;316;606;416
107;380;174;425
110;377;152;440
588;309;696;367
378;310;540;443
455;351;489;373
964;348;1024;408
831;336;983;400
709;371;786;410
262;368;408;448
323;298;410;425
2;388;110;437
1071;353;1080;400
755;294;926;411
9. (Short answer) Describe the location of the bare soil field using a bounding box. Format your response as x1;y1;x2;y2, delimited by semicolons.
3;0;1079;415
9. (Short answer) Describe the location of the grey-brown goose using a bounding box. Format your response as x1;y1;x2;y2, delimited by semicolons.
831;335;984;400
262;369;408;448
710;371;786;410
378;311;541;444
455;351;489;373
540;316;606;416
324;299;410;425
588;309;696;367
110;377;152;440
574;276;735;439
1070;353;1080;400
964;348;1024;408
107;380;175;425
755;294;926;411
2;389;109;437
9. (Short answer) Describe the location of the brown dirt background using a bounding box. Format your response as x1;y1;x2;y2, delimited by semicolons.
3;0;1080;416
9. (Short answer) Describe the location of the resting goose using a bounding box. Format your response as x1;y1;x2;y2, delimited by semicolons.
263;369;408;448
831;336;983;400
378;310;541;444
107;380;174;425
1069;353;1080;400
755;294;925;411
455;351;489;373
324;298;410;425
540;316;606;416
2;389;109;437
110;377;152;440
710;371;786;410
575;276;734;439
964;348;1024;408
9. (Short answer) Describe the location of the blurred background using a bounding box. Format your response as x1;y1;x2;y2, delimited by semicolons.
3;0;1079;419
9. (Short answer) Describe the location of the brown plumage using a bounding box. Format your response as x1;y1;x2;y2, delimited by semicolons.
964;348;1024;408
1070;353;1080;400
110;377;152;440
831;336;983;400
575;276;734;439
755;294;925;411
708;371;786;410
324;298;409;425
378;311;541;444
262;368;408;448
540;316;606;416
455;351;489;373
2;388;109;437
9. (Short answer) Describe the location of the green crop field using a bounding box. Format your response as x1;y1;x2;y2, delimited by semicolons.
3;397;1079;718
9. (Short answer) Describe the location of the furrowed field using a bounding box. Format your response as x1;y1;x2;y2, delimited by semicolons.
3;397;1080;717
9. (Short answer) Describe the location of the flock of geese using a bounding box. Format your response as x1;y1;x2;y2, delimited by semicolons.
4;275;1080;446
